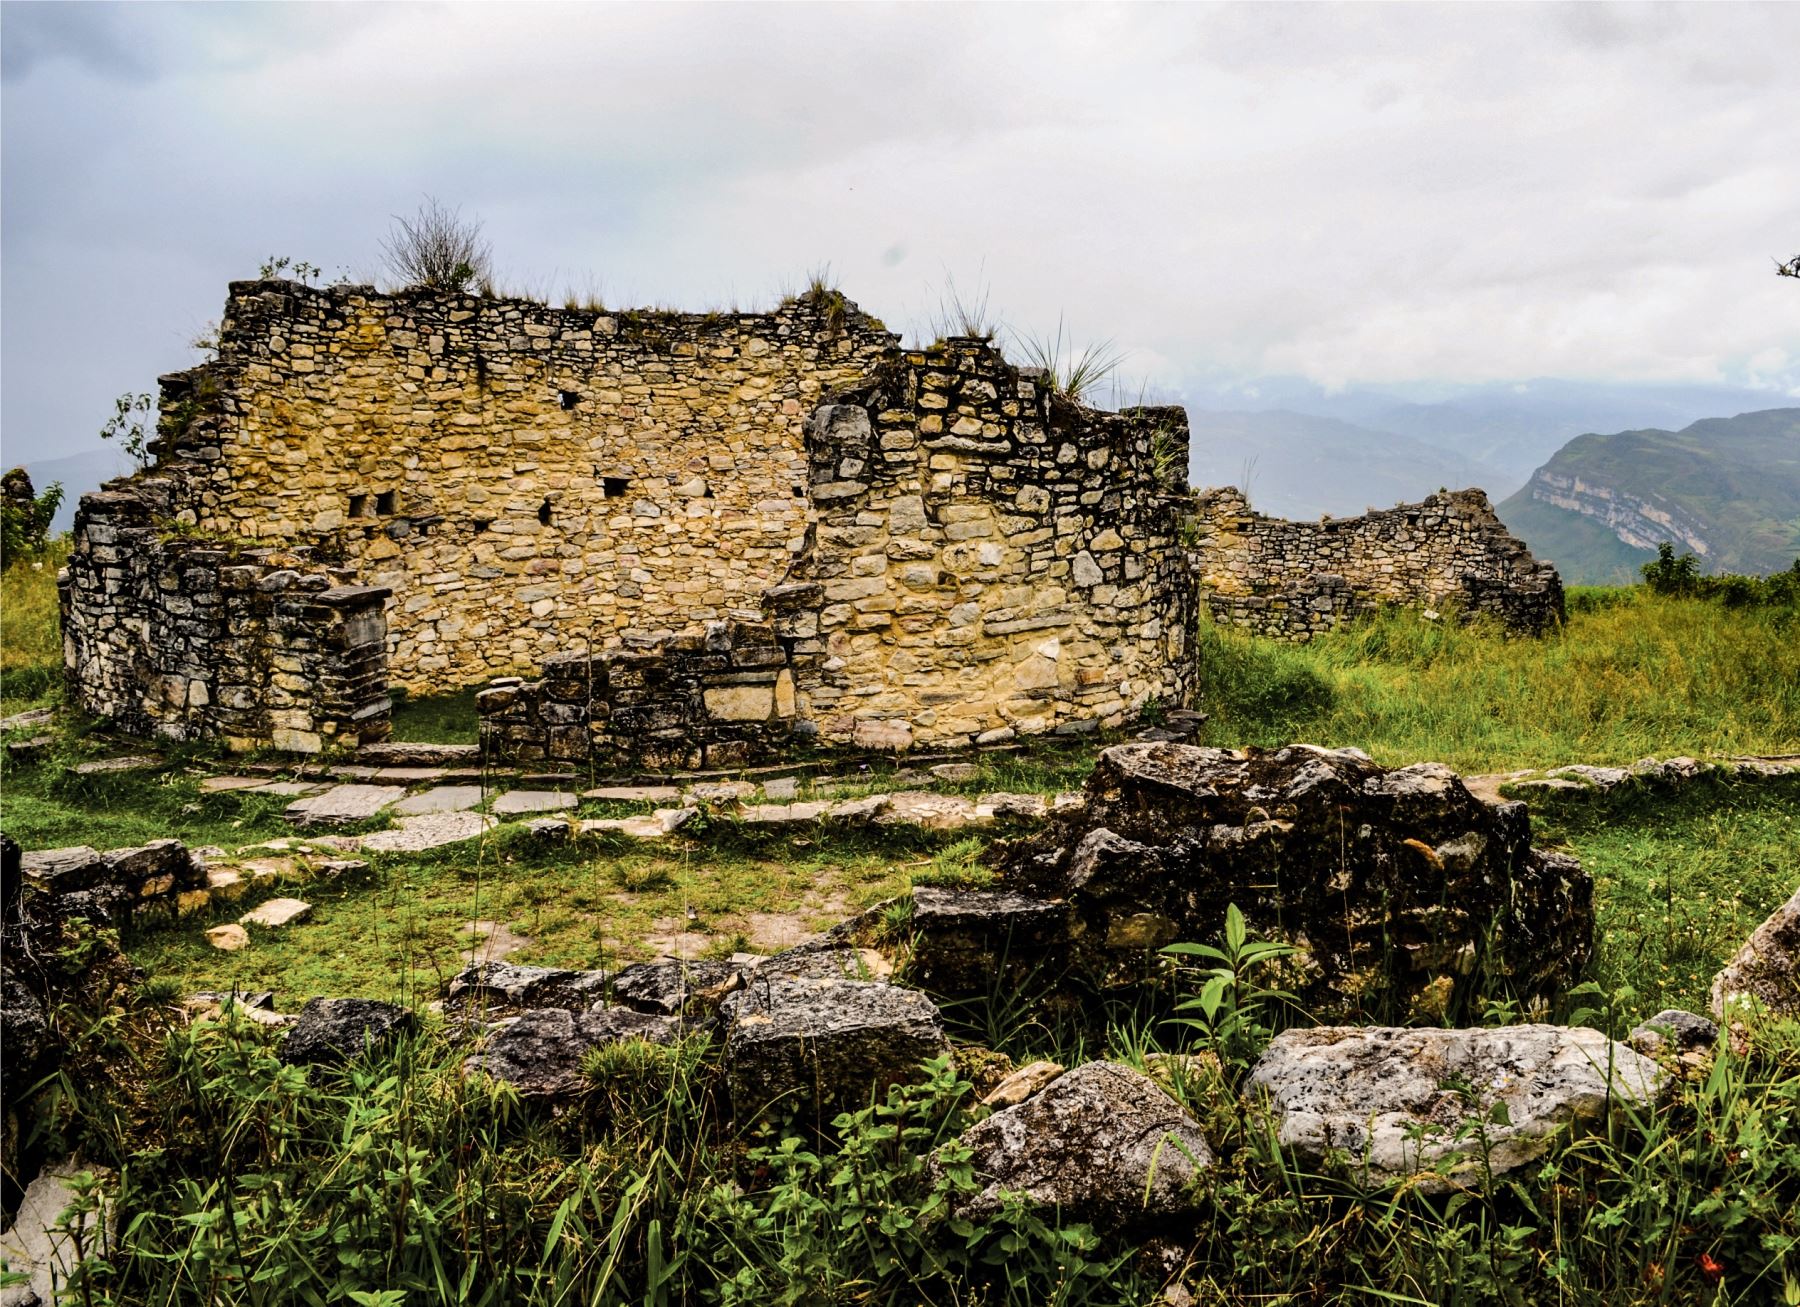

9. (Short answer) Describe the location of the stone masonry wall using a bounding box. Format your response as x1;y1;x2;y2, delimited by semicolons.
1187;487;1564;640
60;468;391;752
480;338;1199;766
156;280;895;692
777;340;1195;750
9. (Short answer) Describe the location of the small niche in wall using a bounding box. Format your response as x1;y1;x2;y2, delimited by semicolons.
601;477;631;499
375;490;398;516
348;493;369;519
539;498;554;526
472;518;492;534
559;390;578;410
791;484;806;498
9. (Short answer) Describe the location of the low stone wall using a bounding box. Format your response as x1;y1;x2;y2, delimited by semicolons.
59;475;392;752
478;621;798;770
17;839;208;927
1188;487;1563;640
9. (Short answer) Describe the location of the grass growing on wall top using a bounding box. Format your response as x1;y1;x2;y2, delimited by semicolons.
1196;587;1800;772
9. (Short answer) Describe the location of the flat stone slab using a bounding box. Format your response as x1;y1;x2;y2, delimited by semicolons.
393;785;486;815
492;789;577;816
357;811;495;853
284;784;404;825
741;801;832;826
280;998;416;1066
205;923;250;951
583;785;682;803
70;754;160;775
1247;1025;1662;1192
874;791;988;831
240;897;312;929
445;960;608;1013
761;777;800;800
464;1007;683;1099
0;706;55;732
254;781;331;797
687;780;758;806
199;775;276;794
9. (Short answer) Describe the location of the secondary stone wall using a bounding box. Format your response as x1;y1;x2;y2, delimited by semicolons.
60;470;391;752
1188;487;1563;640
480;338;1199;765
478;621;797;770
156;280;895;692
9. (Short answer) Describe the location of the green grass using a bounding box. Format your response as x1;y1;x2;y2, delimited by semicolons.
1538;776;1800;1018
1195;589;1800;772
387;686;483;744
0;537;68;714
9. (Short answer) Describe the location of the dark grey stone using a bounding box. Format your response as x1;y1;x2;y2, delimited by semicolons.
445;962;611;1014
279;997;417;1066
1628;1009;1718;1056
949;1061;1213;1229
464;1006;682;1099
908;885;1069;994
721;976;948;1119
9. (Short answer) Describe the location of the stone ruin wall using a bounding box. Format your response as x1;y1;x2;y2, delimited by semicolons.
1187;486;1564;640
59;462;392;752
481;339;1198;766
157;280;896;691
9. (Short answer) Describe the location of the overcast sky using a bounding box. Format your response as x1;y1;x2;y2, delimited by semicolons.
3;0;1797;469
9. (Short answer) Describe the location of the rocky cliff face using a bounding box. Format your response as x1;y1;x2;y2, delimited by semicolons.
1519;469;1714;558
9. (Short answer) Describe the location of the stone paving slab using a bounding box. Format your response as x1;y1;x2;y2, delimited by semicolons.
583;785;683;803
492;789;577;816
284;784;405;826
241;897;312;928
200;775;275;793
0;706;55;732
71;755;161;775
742;801;832;825
358;811;495;853
257;781;332;797
394;785;485;815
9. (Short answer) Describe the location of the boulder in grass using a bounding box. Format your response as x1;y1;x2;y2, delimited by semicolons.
950;1061;1213;1230
1710;886;1800;1021
463;1006;683;1099
1246;1024;1662;1193
907;885;1069;995
721;976;948;1120
279;998;417;1066
608;959;746;1016
444;961;612;1015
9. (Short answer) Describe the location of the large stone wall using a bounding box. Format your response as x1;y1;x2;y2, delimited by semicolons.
1187;487;1563;639
156;280;895;692
480;338;1198;765
59;468;391;752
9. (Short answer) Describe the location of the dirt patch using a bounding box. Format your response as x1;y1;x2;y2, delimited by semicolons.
460;919;535;966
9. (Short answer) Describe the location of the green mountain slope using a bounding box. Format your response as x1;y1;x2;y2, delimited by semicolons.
1497;408;1800;584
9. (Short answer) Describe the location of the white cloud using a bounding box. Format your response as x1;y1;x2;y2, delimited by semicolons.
3;1;1797;467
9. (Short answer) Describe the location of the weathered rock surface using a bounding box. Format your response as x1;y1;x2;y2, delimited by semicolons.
907;885;1070;994
445;961;612;1014
1247;1025;1661;1192
284;784;405;827
204;923;249;952
996;743;1592;1016
463;1007;683;1099
492;789;576;816
609;959;744;1015
721;977;948;1118
240;897;312;929
952;1061;1213;1228
279;997;417;1066
392;785;486;815
1628;1009;1719;1057
1710;886;1800;1019
357;811;494;852
979;1059;1064;1109
0;1160;115;1307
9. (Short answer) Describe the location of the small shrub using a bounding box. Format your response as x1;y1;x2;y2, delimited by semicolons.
381;196;493;293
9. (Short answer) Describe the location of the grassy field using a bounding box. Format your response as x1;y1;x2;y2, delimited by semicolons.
0;537;67;714
8;554;1800;1303
1194;589;1800;772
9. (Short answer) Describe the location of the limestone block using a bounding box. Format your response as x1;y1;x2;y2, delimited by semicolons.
704;684;775;722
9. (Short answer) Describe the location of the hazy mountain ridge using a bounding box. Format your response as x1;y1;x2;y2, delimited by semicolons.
1496;408;1800;584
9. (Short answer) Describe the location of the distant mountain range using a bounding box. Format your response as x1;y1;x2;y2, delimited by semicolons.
1496;409;1800;584
16;447;135;534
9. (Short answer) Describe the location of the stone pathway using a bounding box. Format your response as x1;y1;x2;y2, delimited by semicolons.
284;784;406;826
492;789;577;816
393;785;485;814
358;811;495;853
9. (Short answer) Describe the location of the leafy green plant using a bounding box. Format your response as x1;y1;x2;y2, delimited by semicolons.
257;255;321;284
1163;904;1303;1080
99;392;154;470
381;196;492;293
1;468;62;567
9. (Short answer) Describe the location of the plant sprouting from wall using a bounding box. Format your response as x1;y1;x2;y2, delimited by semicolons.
381;196;493;293
258;255;321;284
924;268;1000;343
1013;318;1125;406
1150;423;1187;491
100;392;155;470
801;263;849;337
